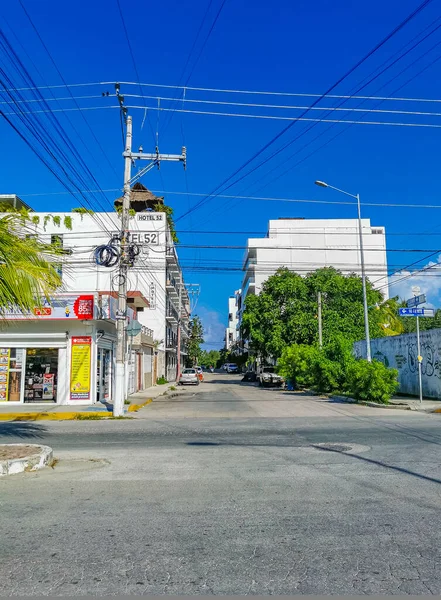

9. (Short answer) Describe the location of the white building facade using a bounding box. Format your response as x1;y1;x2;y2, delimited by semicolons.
0;201;190;406
225;291;241;350
237;217;388;333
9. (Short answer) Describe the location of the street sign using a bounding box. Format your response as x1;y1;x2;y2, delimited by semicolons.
406;294;426;308
399;307;434;317
127;321;142;337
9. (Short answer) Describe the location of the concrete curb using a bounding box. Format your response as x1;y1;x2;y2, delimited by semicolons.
128;399;153;412
0;411;113;422
330;395;411;410
0;444;53;476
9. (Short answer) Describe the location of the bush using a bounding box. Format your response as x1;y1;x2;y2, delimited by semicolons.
310;354;342;393
156;376;167;385
278;344;319;389
346;359;399;404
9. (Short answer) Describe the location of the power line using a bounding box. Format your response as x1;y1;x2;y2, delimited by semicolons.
16;188;441;210
102;81;441;104
0;31;115;236
123;92;441;118
124;104;441;127
162;0;228;134
16;0;120;183
173;0;436;224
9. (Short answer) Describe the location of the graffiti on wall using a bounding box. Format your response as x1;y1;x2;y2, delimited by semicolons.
406;340;440;378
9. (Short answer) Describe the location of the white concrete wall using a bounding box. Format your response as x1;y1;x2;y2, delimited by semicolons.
27;211;176;355
241;218;388;300
225;296;238;349
354;330;441;399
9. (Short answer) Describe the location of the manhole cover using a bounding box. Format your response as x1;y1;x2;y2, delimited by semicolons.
313;443;352;452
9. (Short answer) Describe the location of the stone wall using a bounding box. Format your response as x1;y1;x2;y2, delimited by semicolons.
353;329;441;399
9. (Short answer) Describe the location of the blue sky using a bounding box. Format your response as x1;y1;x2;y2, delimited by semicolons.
2;0;441;348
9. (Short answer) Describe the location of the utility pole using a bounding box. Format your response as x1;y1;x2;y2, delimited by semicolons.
176;277;182;382
416;315;423;405
318;291;323;349
114;115;132;417
112;87;187;417
357;193;372;362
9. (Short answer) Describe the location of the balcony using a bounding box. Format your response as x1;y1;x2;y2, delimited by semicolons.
166;303;179;324
166;272;179;298
166;246;180;272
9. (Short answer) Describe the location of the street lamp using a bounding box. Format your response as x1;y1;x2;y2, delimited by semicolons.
314;180;372;362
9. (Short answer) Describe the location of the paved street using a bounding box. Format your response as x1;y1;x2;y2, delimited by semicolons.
2;374;441;595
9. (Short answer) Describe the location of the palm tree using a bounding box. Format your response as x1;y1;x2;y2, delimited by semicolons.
374;297;404;336
0;215;62;313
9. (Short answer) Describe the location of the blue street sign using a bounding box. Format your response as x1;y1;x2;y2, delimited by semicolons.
406;294;426;308
399;307;434;317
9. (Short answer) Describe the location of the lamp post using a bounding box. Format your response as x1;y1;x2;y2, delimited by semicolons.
314;180;372;362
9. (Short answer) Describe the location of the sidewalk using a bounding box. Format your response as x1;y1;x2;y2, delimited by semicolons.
330;393;441;412
389;395;441;412
0;382;178;421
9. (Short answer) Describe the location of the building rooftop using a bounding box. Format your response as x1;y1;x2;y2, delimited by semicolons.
0;194;33;212
114;182;164;213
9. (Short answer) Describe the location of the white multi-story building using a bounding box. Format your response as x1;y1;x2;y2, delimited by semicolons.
225;290;241;350
0;186;190;407
237;217;388;328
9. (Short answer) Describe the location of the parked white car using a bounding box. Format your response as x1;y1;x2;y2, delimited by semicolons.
179;368;200;386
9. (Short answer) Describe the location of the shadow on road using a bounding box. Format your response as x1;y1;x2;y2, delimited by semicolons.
313;444;441;486
0;422;47;439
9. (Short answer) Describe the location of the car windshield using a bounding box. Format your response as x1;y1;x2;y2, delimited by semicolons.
183;369;196;374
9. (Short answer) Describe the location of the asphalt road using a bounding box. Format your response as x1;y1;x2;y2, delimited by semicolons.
2;374;441;595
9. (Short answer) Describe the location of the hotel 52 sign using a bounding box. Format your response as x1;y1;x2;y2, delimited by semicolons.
4;295;95;320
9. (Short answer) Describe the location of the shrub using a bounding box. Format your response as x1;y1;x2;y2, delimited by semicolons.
310;353;342;393
346;359;399;404
156;376;168;385
320;336;356;392
278;344;319;389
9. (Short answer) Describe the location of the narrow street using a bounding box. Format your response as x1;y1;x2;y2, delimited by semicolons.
2;374;441;595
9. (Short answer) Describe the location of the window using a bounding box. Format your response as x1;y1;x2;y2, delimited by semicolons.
51;234;63;247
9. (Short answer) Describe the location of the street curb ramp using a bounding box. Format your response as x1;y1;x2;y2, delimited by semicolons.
0;444;53;477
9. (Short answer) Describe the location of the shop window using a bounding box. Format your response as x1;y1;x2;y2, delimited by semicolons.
24;348;58;403
0;348;25;402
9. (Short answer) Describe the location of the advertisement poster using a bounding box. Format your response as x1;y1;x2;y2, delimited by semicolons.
0;348;10;401
42;374;55;400
2;294;95;321
70;337;92;400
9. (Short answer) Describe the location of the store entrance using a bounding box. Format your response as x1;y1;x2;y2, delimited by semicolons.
24;348;58;403
96;348;111;404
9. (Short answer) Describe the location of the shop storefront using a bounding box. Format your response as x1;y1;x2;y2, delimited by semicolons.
0;293;117;406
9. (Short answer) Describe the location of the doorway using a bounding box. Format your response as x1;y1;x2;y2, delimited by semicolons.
96;348;111;403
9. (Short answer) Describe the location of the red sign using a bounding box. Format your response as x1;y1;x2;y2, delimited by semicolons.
33;307;52;316
73;295;94;320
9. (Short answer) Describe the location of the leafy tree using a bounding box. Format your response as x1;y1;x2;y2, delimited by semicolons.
241;267;387;362
0;214;63;313
200;349;221;366
186;316;204;366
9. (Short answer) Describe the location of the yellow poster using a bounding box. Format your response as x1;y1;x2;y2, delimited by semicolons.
0;348;10;402
70;337;91;400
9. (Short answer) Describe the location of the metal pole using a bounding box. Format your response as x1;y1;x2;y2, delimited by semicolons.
318;291;323;348
416;315;423;404
176;279;182;382
114;115;132;417
357;193;372;362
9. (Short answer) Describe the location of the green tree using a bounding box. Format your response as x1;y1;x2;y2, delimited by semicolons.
241;267;386;362
200;349;221;366
186;316;204;366
0;215;62;314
